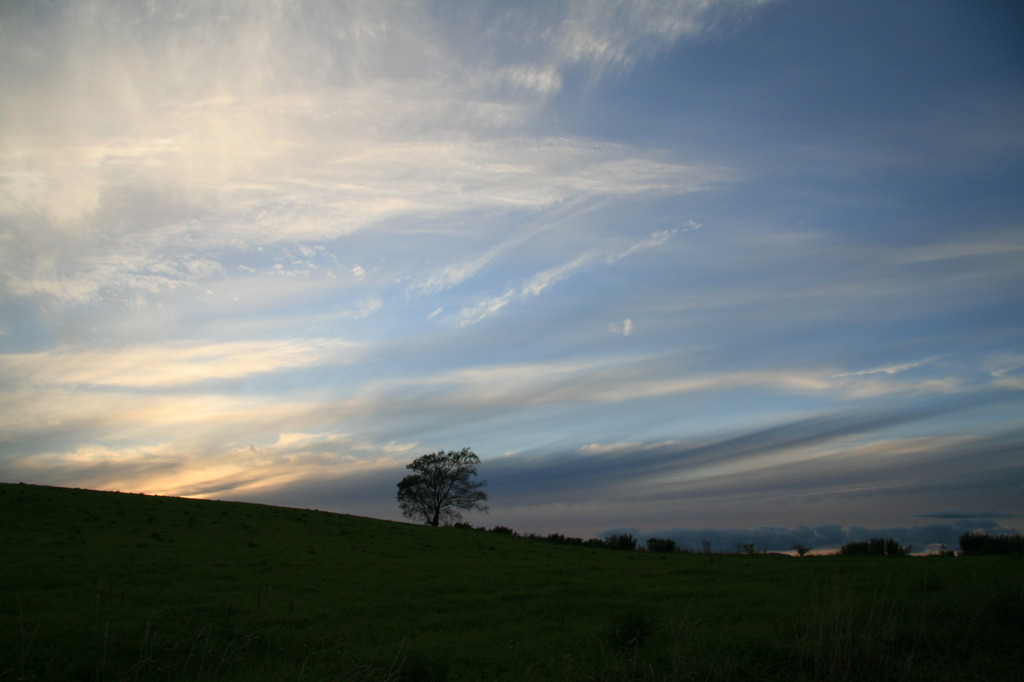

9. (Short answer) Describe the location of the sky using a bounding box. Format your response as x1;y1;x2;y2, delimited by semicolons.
2;0;1023;552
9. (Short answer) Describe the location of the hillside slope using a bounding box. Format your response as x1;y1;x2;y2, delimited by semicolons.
2;483;1021;681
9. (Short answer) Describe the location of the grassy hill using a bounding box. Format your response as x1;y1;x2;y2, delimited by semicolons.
2;482;1021;680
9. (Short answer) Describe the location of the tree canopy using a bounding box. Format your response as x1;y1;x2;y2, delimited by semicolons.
395;448;488;527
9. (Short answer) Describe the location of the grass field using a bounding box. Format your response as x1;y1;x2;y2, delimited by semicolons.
2;482;1022;680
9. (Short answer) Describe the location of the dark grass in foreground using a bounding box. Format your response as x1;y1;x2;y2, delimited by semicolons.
2;483;1022;681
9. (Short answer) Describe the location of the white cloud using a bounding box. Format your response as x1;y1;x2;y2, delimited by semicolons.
986;353;1024;378
831;358;936;379
411;204;700;301
497;65;563;96
458;289;517;327
577;440;679;455
609;229;676;263
354;297;384;318
578;442;644;455
456;228;684;326
557;0;767;77
264;431;417;459
609;318;634;336
312;297;383;322
522;252;597;297
411;238;518;296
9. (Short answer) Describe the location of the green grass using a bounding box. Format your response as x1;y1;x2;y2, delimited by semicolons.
2;482;1022;680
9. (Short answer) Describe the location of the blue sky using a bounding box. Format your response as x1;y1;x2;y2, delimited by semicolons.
2;0;1022;550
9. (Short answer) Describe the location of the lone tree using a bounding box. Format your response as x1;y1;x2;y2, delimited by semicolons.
396;448;488;526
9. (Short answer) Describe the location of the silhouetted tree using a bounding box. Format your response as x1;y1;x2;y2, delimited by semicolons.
646;538;678;553
396;448;488;527
604;533;638;551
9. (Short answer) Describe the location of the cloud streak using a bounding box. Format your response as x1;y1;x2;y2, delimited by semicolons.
161;405;1024;540
1;0;733;322
0;338;359;388
457;228;681;325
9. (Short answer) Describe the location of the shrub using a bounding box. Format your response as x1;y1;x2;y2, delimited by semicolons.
489;525;518;536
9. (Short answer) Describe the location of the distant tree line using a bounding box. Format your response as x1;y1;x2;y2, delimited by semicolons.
645;537;678;553
452;524;1024;557
450;528;700;553
452;524;638;550
958;531;1023;555
837;537;911;556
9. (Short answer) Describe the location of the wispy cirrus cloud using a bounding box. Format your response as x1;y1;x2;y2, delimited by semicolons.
320;353;976;431
3;136;727;311
0;338;359;389
457;228;683;326
986;353;1024;378
456;251;601;326
831;358;937;379
408;230;533;297
0;0;738;337
0;2;735;228
608;228;678;263
555;0;770;77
